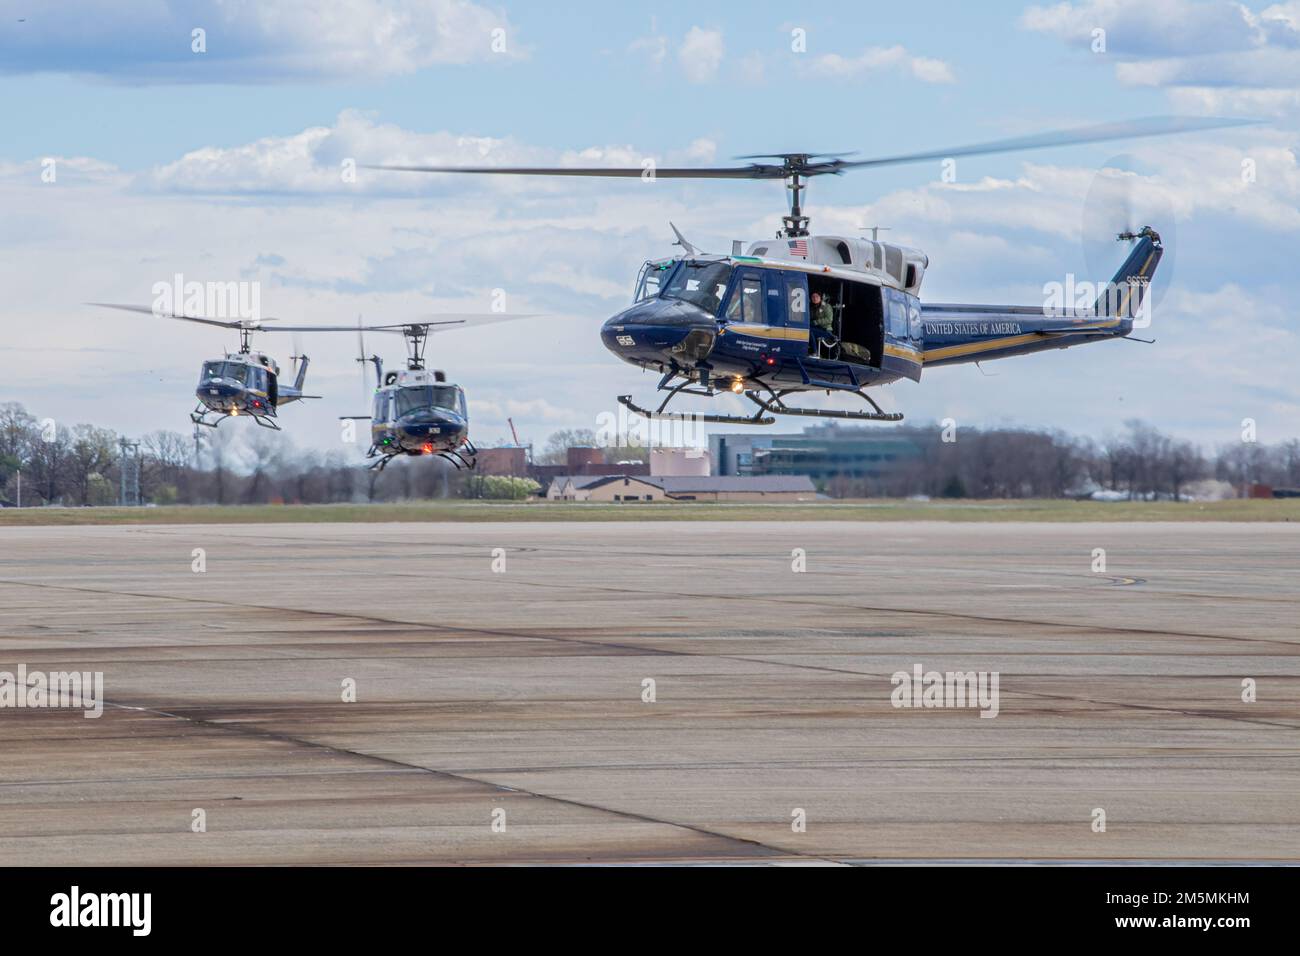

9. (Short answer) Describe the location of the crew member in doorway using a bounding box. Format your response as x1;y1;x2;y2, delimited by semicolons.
811;290;837;356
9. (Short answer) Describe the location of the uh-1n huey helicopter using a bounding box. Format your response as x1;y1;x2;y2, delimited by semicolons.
343;320;481;471
368;116;1252;425
92;303;322;429
94;305;510;461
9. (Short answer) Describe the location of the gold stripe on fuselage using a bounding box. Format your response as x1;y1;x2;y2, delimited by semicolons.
719;323;810;341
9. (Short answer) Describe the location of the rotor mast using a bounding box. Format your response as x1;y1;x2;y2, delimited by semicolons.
402;325;429;369
783;167;810;238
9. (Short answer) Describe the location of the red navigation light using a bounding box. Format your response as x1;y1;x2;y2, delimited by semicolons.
422;442;434;454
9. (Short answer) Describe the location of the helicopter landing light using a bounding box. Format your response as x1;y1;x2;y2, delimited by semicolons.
730;378;745;393
422;442;434;454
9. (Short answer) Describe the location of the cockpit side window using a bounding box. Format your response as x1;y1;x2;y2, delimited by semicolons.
662;261;731;315
725;272;764;323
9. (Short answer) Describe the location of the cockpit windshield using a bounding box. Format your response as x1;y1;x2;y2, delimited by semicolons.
200;361;247;383
394;385;463;417
634;259;676;302
662;261;732;315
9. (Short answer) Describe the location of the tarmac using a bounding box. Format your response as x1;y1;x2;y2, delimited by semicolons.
0;520;1296;864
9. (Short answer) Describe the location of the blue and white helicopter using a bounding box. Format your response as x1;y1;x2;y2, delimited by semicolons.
370;116;1249;425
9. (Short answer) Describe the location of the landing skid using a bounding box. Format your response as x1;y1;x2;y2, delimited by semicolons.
438;439;478;471
616;369;902;426
618;394;776;426
744;387;903;422
365;440;478;471
190;406;282;430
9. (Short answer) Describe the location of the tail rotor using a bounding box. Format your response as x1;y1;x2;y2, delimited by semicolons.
1081;153;1178;316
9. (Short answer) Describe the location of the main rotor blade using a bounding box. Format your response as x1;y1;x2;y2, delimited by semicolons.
366;116;1256;183
364;162;781;180
90;303;530;334
837;115;1259;172
89;303;276;329
261;313;538;333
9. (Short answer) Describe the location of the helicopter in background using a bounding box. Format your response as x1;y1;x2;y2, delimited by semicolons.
92;305;321;429
345;321;478;471
368;116;1253;425
94;306;518;459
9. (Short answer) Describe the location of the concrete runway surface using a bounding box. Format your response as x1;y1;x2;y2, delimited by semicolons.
0;521;1296;865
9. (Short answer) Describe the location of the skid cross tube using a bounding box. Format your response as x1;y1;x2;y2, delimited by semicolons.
743;387;903;422
617;394;775;426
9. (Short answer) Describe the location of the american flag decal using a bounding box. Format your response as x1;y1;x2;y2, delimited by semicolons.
787;239;809;257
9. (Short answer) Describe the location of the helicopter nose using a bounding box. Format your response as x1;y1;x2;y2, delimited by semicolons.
601;300;716;364
397;412;466;447
197;381;244;407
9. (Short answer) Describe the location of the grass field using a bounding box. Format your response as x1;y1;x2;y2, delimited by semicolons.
0;498;1296;525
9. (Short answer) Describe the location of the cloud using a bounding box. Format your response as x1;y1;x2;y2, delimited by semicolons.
139;110;727;196
0;0;520;82
808;44;955;83
628;17;669;69
679;26;724;83
1021;0;1300;114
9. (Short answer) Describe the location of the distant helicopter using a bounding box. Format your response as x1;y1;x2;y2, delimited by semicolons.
94;306;514;459
345;321;478;470
369;116;1253;425
92;305;321;429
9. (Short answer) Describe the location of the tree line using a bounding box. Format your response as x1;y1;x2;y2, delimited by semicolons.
822;420;1300;500
1;400;1295;505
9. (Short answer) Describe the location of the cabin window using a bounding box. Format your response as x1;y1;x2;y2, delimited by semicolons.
725;274;764;323
887;291;908;338
663;261;731;315
885;245;904;283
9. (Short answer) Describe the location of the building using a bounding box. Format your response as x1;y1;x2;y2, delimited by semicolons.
546;474;669;501
653;475;815;501
475;446;528;476
528;446;649;488
710;423;922;484
649;447;711;477
545;473;815;502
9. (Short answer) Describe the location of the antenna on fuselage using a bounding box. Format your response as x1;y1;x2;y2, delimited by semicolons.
669;221;700;256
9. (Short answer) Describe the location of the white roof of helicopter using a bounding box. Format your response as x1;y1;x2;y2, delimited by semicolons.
215;350;280;376
739;235;929;294
658;233;930;295
390;368;460;389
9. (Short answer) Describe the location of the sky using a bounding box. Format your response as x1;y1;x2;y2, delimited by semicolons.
1;0;1297;461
